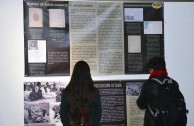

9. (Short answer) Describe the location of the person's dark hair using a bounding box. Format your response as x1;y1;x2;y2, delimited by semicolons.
37;82;41;87
148;57;166;70
65;60;97;114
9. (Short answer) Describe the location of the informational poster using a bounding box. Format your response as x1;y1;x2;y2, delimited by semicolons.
24;0;70;76
69;1;124;75
24;80;145;126
94;81;127;125
24;0;164;76
24;81;67;126
124;3;164;74
126;81;144;126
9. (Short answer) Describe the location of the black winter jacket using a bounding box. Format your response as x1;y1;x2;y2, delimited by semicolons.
136;75;185;126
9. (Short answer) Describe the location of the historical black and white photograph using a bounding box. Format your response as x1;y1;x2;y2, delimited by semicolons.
126;81;143;96
24;81;66;126
24;81;66;103
49;103;62;125
24;103;50;125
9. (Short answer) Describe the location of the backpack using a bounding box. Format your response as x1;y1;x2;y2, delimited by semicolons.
68;107;90;126
148;77;188;126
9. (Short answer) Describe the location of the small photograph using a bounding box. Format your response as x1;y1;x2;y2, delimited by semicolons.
126;82;143;96
24;103;50;124
28;40;38;50
144;21;163;34
24;81;66;103
124;8;143;22
49;9;65;28
29;8;43;27
128;35;141;53
50;103;62;125
28;40;46;63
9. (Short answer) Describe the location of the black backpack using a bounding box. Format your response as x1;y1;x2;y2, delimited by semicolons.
148;77;188;126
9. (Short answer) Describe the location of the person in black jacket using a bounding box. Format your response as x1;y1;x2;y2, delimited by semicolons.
136;57;187;126
60;60;102;126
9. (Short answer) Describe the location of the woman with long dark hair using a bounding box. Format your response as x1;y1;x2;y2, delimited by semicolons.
60;61;102;126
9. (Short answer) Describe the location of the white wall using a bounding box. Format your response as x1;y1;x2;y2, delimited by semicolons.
164;2;194;126
0;1;193;125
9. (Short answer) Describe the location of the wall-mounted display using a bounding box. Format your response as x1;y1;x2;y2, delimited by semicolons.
24;0;164;76
24;80;144;126
124;3;164;74
24;0;70;76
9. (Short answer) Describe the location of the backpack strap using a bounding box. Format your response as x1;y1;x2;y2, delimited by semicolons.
148;77;173;118
151;77;172;85
148;104;160;117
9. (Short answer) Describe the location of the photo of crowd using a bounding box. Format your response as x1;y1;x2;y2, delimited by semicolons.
24;82;65;103
24;81;67;126
126;81;143;96
24;103;49;124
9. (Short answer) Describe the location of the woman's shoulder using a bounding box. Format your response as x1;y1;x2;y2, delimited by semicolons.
93;87;100;93
61;88;68;97
93;88;101;99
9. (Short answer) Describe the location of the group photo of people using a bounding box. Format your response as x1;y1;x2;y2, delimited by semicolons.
24;81;66;125
24;81;65;102
24;103;49;124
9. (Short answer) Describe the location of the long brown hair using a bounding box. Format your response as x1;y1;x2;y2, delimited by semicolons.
65;61;97;114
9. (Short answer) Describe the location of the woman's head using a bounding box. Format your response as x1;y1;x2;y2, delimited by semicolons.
67;60;94;92
71;60;91;82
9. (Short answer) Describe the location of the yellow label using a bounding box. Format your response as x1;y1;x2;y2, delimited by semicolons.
152;2;162;9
